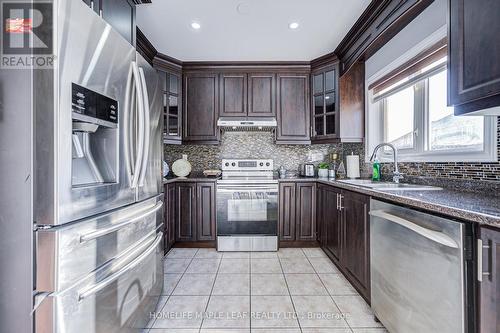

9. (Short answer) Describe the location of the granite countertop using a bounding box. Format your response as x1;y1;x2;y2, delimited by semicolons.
163;172;220;184
279;176;500;227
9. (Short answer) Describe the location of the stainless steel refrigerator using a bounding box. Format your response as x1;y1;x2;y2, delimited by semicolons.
32;0;164;332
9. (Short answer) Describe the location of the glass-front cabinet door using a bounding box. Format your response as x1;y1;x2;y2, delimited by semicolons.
163;71;182;143
311;64;339;142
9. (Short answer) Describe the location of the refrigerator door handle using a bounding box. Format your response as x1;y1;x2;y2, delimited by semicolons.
130;61;145;189
78;231;163;301
79;201;163;243
137;66;150;187
123;62;134;187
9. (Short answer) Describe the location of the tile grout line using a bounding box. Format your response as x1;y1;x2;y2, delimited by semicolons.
302;248;353;333
277;250;303;333
199;250;223;333
150;248;200;331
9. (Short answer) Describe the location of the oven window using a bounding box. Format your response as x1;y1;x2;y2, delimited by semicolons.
217;187;278;236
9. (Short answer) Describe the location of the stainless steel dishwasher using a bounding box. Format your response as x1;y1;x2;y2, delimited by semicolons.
369;199;475;333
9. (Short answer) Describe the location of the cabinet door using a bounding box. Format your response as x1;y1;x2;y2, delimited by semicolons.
276;74;310;143
316;185;324;244
183;73;220;144
323;186;342;264
100;0;135;44
175;183;196;242
219;73;247;117
449;0;500;114
295;182;316;241
248;73;276;117
311;65;339;143
478;226;500;333
164;72;182;143
196;182;216;241
164;183;176;252
341;190;370;299
279;183;296;241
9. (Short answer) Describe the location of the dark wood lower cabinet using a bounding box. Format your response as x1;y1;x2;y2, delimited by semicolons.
164;183;176;253
295;183;317;241
279;182;317;244
196;182;216;241
164;181;216;246
175;183;197;242
279;183;296;241
341;190;370;300
318;184;342;265
478;226;500;333
317;184;371;302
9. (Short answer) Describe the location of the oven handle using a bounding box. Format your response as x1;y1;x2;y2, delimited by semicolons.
217;187;278;193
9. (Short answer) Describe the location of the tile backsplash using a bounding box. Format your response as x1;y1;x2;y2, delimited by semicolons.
164;131;369;176
165;117;499;183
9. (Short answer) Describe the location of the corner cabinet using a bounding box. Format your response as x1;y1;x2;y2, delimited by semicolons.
310;60;364;143
276;74;311;144
317;184;371;302
183;73;220;144
278;182;316;243
449;0;500;115
478;226;500;333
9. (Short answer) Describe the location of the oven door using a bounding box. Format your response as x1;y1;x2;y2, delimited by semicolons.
216;184;278;236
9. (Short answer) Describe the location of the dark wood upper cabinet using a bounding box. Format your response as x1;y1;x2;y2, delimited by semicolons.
276;74;311;144
163;71;182;144
248;73;276;117
310;59;364;144
100;0;136;45
478;226;500;333
279;182;296;241
295;182;317;241
196;182;216;241
219;74;247;117
175;182;197;242
449;0;500;115
311;64;339;142
341;189;370;301
183;73;220;144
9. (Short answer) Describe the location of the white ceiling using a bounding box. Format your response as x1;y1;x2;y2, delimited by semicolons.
136;0;370;61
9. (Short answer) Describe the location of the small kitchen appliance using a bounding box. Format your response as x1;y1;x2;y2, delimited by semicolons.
299;163;315;177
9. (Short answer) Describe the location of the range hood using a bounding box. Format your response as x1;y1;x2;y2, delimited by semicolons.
217;117;277;131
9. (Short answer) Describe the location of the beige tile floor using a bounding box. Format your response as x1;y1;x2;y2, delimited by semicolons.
143;248;387;333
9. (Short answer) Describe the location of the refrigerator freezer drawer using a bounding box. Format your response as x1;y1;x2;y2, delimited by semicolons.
37;195;163;292
36;232;163;333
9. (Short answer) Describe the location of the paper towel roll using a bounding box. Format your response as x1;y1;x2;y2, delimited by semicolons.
346;153;360;179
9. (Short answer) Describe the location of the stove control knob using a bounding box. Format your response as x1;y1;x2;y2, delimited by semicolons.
225;162;230;167
231;162;236;167
266;162;270;167
259;162;264;166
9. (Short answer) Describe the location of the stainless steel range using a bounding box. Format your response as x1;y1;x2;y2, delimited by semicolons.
216;159;278;251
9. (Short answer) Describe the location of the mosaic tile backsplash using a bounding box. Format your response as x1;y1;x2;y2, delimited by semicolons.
165;117;499;183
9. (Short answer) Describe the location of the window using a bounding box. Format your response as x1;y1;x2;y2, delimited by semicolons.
367;39;496;163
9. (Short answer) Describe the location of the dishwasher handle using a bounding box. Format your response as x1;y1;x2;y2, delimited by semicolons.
369;209;459;249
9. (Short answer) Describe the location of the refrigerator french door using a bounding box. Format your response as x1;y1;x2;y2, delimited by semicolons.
33;1;164;332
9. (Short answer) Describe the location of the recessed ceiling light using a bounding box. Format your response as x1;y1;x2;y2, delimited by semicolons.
289;22;299;30
191;22;201;30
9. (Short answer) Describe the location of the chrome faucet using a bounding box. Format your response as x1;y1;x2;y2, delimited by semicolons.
369;143;404;183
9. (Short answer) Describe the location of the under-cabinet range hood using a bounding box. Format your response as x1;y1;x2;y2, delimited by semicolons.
217;117;277;131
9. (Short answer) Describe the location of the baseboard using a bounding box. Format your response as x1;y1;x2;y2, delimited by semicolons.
173;241;216;248
279;240;320;248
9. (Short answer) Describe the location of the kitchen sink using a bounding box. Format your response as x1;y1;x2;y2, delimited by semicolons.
337;179;442;191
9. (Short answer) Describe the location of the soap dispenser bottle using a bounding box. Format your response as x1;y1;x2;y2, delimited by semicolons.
372;158;381;181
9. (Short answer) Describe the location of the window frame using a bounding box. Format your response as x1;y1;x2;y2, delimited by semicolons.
366;31;497;163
